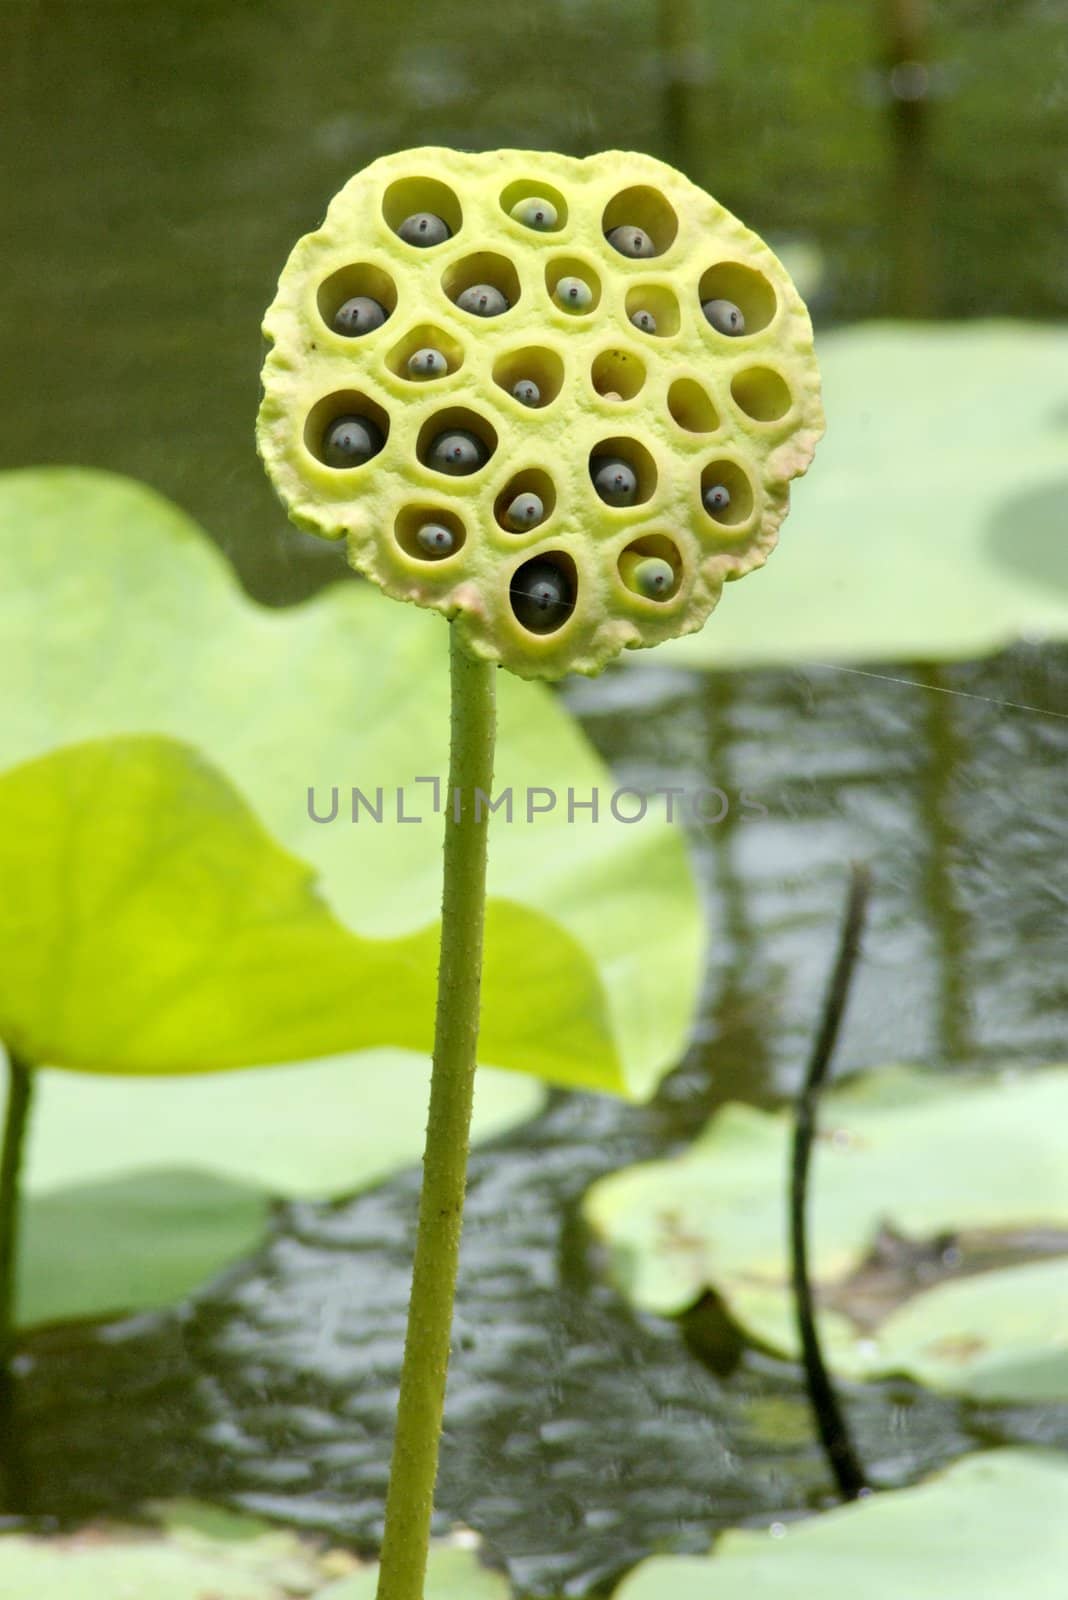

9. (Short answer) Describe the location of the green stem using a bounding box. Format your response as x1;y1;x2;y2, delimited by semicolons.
0;1049;34;1375
375;624;496;1600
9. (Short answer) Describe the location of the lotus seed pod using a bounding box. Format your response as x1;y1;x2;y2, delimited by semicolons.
554;276;593;313
397;211;451;247
703;483;731;514
510;196;558;230
416;522;456;556
504;492;545;531
321;414;384;469
333;295;388;336
511;558;573;633
257;147;824;679
606;225;655;259
456;283;509;316
591;455;638;506
407;347;448;379
512;378;541;407
427;428;487;475
702;297;746;336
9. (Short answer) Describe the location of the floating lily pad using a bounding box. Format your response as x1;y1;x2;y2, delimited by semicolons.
615;1450;1068;1599
0;1503;505;1600
0;466;702;1099
663;323;1068;668
585;1066;1068;1399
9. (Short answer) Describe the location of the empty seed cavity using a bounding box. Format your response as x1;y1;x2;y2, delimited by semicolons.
602;186;678;257
617;535;682;601
317;264;397;336
395;505;467;562
510;553;577;635
500;179;568;232
492;347;564;408
591;349;646;401
386;323;464;381
443;253;520;317
382;176;462;244
589;437;656;507
624;284;680;337
699;263;776;335
700;459;755;526
495;468;556;533
305;391;389;470
546;258;601;315
668;377;719;434
731;367;792;423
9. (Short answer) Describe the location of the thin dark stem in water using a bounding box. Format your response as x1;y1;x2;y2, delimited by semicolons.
0;1049;33;1375
790;864;871;1501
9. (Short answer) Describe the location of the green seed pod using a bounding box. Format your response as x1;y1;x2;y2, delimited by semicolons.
416;521;456;556
504;491;545;531
619;552;675;598
702;297;745;336
606;225;655;259
397;212;451;247
510;196;558;230
427;429;488;475
590;455;637;506
258;148;824;679
406;347;448;379
321;414;384;469
554;276;593;313
512;378;541;407
703;483;731;514
456;284;509;316
510;558;573;633
333;295;388;336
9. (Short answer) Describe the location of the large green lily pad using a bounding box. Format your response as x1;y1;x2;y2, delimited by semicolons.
585;1066;1068;1399
664;323;1068;668
0;466;702;1099
0;1500;505;1600
615;1450;1068;1600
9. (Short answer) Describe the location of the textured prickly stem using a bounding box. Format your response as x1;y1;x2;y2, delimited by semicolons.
257;147;824;680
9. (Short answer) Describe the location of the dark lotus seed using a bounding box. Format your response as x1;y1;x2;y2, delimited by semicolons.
406;347;448;379
702;297;746;336
321;414;384;468
704;483;731;514
456;284;509;317
629;308;657;334
512;378;541;407
397;212;451;247
504;491;544;530
606;225;655;259
415;522;455;556
511;559;573;633
510;196;558;231
590;455;638;506
333;296;388;336
554;276;592;313
427;428;488;475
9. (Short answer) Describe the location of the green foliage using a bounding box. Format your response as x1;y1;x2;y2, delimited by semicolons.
0;1499;507;1599
585;1065;1068;1400
616;1451;1068;1600
665;324;1068;668
0;466;702;1098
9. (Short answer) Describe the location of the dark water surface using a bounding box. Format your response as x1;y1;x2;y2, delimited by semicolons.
3;1;1067;1593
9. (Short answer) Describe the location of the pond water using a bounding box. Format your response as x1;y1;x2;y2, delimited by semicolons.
3;1;1067;1594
